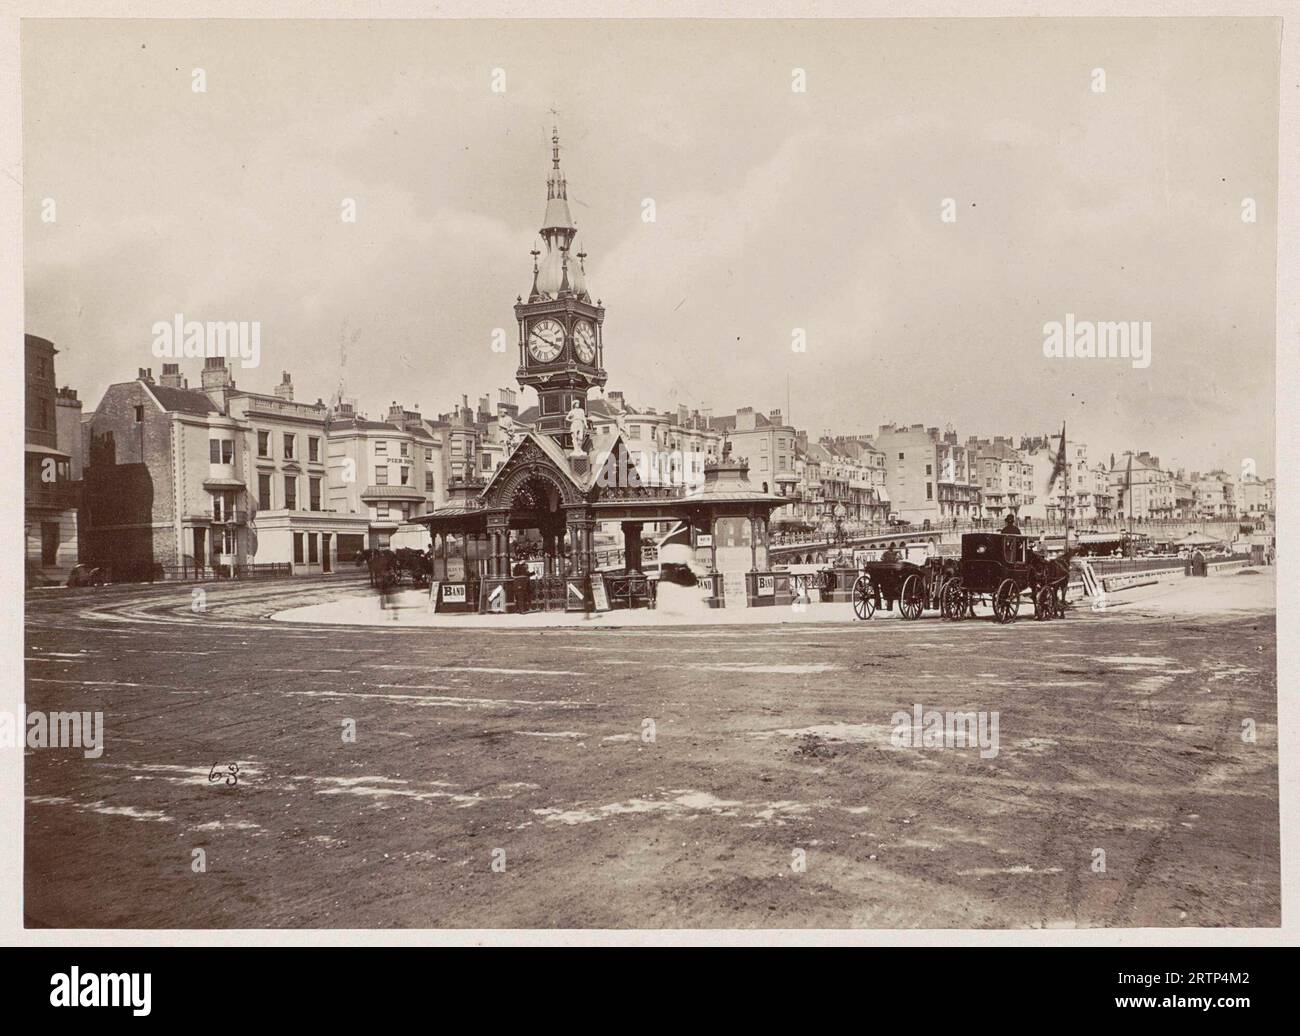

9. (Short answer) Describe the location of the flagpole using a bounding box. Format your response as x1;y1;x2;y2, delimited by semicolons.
1063;422;1070;542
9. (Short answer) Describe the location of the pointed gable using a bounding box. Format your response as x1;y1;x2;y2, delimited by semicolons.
480;431;589;507
587;432;630;494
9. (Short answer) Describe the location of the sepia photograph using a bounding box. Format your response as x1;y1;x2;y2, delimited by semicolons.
9;7;1287;956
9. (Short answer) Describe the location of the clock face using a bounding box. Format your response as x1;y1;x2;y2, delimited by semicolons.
528;318;564;362
573;320;597;363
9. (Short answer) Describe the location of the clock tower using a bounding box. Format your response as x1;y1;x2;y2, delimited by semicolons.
514;124;607;446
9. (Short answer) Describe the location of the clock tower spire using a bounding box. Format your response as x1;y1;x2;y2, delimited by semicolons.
515;120;607;446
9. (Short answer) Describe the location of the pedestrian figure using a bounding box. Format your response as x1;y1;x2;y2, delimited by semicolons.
375;553;399;617
512;559;533;612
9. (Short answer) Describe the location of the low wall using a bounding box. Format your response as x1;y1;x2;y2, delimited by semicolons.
1087;556;1252;593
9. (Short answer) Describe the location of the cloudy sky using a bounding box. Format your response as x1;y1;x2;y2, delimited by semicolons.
24;17;1279;475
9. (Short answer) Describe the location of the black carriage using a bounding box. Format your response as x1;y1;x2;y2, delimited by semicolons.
851;556;960;621
942;533;1068;624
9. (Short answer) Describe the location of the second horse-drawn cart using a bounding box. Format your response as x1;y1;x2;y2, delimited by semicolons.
851;555;961;621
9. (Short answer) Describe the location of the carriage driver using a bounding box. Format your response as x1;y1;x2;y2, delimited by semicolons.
877;545;902;610
1002;511;1022;536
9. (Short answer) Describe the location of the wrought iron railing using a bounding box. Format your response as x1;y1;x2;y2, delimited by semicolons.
602;573;656;609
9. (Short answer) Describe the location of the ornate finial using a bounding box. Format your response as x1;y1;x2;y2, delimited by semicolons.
549;107;561;169
529;245;541;299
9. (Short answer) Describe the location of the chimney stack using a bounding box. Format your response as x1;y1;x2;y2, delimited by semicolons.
200;358;233;412
159;363;186;389
274;371;294;401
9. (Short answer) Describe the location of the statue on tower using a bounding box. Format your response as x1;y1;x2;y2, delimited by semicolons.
499;411;523;453
567;400;591;455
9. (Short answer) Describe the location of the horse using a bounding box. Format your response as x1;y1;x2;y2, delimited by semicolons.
1026;546;1075;619
355;548;401;591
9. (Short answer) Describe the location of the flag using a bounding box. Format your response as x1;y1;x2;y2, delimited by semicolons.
1045;422;1068;493
657;521;692;551
657;521;697;586
1119;452;1133;517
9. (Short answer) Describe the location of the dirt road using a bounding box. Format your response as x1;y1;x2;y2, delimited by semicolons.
23;571;1278;928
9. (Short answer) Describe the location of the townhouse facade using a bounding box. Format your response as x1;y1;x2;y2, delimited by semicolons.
1091;465;1117;521
222;368;370;573
1238;474;1275;517
80;362;423;575
326;401;445;551
82;367;247;575
967;436;1033;520
1018;435;1091;522
1192;470;1238;519
874;423;980;525
65;340;1271;578
437;389;518;484
25;334;82;575
711;407;798;496
1109;451;1175;520
1171;473;1197;520
819;436;889;525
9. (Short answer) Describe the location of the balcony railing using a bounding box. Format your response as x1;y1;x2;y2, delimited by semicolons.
243;397;328;420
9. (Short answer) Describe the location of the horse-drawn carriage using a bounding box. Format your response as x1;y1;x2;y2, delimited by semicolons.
851;555;960;621
942;533;1069;623
850;533;1070;624
356;547;433;591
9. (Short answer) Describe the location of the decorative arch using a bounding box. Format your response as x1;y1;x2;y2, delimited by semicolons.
485;457;583;511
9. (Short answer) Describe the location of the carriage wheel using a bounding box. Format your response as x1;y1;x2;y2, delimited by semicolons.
939;581;954;619
899;574;924;620
944;583;967;620
956;585;974;620
993;579;1020;623
851;574;876;621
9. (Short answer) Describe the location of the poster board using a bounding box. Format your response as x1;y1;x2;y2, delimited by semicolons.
590;577;611;612
722;571;748;607
566;579;586;610
432;581;473;614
